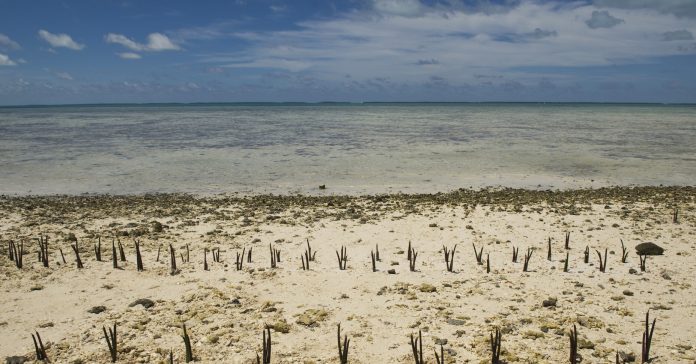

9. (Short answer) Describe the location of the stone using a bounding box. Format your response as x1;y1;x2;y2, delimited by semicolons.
447;318;466;326
635;242;664;256
387;269;396;274
88;306;107;314
296;309;329;327
5;356;28;364
618;351;636;362
542;297;557;307
270;319;291;333
623;290;634;296
129;298;155;309
419;283;437;293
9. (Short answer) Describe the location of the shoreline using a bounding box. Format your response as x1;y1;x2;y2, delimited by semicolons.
1;185;694;362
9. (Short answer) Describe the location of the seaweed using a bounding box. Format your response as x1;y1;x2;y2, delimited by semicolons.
71;241;83;269
443;244;456;272
410;329;424;364
639;254;648;272
620;239;629;263
337;323;350;364
408;246;418;272
473;243;484;265
257;326;271;364
336;246;347;270
568;324;578;364
169;244;178;275
523;248;533;272
135;239;144;271
103;322;118;362
565;231;571;250
182;324;193;362
490;328;502;364
596;248;608;273
31;330;48;361
642;311;656;363
94;237;102;262
434;343;445;364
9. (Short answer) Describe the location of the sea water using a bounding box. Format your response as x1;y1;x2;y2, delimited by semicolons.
0;103;694;195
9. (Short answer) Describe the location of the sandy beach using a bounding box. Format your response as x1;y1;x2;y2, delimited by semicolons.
1;186;694;363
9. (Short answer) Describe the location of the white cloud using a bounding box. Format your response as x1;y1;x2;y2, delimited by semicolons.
373;0;423;17
208;2;696;86
38;29;85;50
146;33;180;51
0;34;20;50
105;32;180;52
118;52;142;59
0;53;17;66
105;33;143;51
595;0;696;18
55;71;73;80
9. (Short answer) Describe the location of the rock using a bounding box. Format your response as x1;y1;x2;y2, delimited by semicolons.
66;233;77;242
88;306;107;314
419;283;437;293
388;269;396;274
618;351;636;362
151;221;163;233
447;319;466;326
296;309;329;327
542;297;557;308
635;242;664;256
230;298;241;305
629;268;637;274
318;185;326;190
429;223;438;227
661;271;672;280
129;298;155;309
434;338;448;345
270;319;291;333
5;356;28;364
623;290;634;296
578;338;595;349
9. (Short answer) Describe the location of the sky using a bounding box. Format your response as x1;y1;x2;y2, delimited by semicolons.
1;0;696;105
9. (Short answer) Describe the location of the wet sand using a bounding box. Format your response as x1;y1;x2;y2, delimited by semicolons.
1;186;695;363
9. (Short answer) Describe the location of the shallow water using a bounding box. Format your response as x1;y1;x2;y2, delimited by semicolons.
0;103;694;195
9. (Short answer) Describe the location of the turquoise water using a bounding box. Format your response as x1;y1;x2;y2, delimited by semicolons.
0;103;694;195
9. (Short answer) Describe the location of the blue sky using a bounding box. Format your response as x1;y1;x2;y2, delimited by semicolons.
1;0;696;105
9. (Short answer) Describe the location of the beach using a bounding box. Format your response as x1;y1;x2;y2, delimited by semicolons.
1;187;694;363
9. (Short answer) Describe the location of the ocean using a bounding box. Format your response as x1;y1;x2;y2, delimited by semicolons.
0;103;694;195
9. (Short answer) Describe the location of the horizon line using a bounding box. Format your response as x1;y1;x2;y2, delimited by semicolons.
2;101;696;108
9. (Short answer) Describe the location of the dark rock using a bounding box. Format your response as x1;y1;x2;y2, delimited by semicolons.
635;242;664;256
434;338;448;345
230;298;241;305
542;297;557;308
387;269;396;274
66;233;77;242
5;356;28;364
629;268;637;274
151;221;163;233
129;298;155;309
88;306;107;314
623;290;634;296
